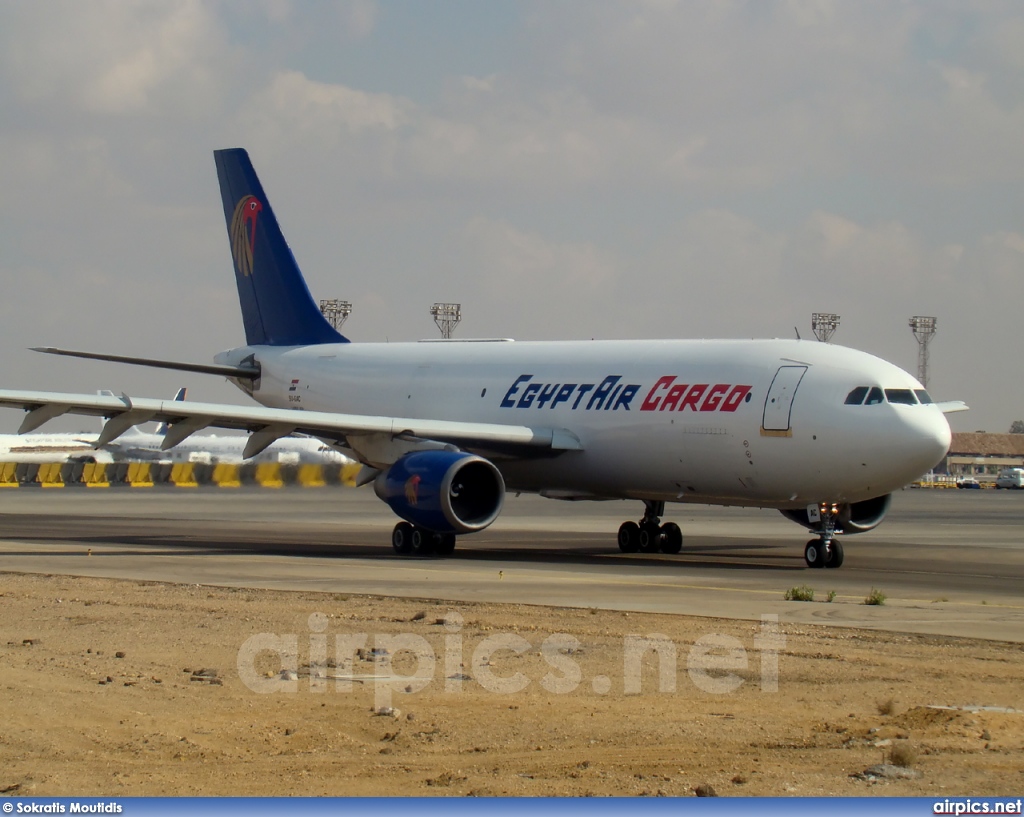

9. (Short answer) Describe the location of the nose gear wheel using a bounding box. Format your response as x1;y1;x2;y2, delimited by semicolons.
805;503;845;568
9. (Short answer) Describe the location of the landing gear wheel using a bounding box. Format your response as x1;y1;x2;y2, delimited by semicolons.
660;522;683;554
392;522;414;555
434;533;457;557
619;501;684;556
618;521;640;553
638;523;661;553
410;527;435;557
804;539;827;568
825;539;844;568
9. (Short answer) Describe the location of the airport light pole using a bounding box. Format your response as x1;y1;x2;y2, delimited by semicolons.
319;299;352;332
431;303;462;339
811;313;840;343
909;316;936;389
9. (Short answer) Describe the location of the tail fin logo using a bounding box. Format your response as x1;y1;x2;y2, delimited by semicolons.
230;195;263;277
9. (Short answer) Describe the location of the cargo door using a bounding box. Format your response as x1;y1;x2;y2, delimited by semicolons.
762;365;807;435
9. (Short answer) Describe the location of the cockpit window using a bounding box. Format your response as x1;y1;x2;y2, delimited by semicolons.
885;388;917;405
847;386;923;405
845;386;869;405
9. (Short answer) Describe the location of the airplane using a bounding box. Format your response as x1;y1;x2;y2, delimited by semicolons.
0;148;965;567
0;389;351;466
116;426;351;466
0;430;114;464
96;388;352;466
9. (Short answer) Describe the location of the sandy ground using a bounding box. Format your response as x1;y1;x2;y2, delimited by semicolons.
1;572;1022;797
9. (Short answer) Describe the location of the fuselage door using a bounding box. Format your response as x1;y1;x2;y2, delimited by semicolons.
762;365;808;434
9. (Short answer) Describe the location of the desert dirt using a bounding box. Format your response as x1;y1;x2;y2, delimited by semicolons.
1;572;1022;797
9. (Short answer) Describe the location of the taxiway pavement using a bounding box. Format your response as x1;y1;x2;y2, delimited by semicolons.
1;488;1021;641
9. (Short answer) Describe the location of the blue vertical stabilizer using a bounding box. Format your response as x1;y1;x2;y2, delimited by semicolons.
214;148;347;346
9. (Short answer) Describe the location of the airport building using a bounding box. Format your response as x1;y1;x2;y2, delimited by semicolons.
943;433;1024;478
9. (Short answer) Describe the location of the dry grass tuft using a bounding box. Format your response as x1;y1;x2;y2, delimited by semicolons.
877;698;899;716
889;742;918;768
785;585;815;602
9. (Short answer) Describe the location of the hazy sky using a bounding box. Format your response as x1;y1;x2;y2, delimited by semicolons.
1;1;1022;433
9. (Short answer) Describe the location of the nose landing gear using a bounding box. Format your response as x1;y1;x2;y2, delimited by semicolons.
617;501;683;555
804;504;844;568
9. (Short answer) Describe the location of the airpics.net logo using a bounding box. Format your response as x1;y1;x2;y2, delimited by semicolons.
236;612;785;709
934;800;1024;815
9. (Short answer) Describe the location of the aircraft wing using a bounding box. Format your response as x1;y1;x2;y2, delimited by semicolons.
0;389;582;463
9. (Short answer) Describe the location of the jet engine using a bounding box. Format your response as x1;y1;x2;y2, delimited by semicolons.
779;494;892;534
373;450;505;534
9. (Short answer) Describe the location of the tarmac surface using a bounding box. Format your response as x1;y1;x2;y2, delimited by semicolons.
1;487;1022;642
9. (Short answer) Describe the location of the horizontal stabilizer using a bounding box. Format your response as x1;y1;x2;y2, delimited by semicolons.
936;400;969;414
31;347;259;380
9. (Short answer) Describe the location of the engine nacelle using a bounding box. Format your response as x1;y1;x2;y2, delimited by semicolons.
373;450;505;534
780;494;892;534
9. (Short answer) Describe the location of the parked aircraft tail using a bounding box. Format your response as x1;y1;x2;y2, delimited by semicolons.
96;390;145;439
213;148;347;347
155;387;187;435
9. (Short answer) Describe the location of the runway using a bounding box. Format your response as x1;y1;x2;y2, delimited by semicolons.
1;487;1022;642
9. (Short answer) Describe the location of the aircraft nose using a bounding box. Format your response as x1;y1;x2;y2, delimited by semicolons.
902;408;952;474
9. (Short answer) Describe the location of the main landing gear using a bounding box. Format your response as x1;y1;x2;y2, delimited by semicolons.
804;504;844;569
617;500;683;555
391;522;457;557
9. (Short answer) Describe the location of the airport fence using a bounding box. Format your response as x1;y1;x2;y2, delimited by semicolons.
0;461;362;489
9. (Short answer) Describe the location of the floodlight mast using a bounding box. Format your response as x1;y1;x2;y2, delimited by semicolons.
431;302;462;339
909;316;936;388
811;313;840;343
318;299;352;331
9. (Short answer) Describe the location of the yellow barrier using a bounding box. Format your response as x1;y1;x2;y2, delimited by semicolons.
36;462;64;488
169;462;199;487
341;462;361;487
0;460;362;487
212;463;241;487
255;462;284;488
0;462;17;487
912;478;959;489
126;462;154;487
297;464;326;487
82;462;109;487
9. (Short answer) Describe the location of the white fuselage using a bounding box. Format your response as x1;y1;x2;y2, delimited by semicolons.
0;433;114;464
0;430;349;466
110;431;351;466
217;338;951;509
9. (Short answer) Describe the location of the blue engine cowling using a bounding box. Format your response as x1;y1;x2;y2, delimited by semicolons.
373;450;505;534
